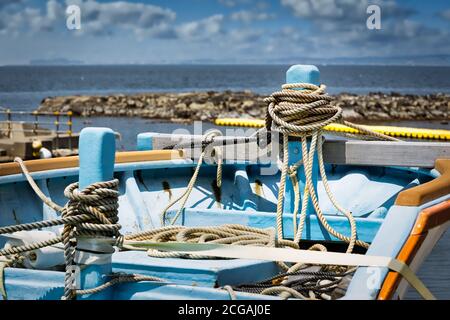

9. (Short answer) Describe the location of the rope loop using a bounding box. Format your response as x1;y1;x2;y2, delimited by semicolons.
63;179;121;238
264;82;371;252
264;83;341;137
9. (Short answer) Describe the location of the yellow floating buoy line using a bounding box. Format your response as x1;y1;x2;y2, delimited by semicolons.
214;118;450;141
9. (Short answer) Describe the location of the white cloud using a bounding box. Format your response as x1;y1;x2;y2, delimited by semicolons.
176;14;224;40
218;0;251;8
0;1;229;41
281;0;415;22
0;0;63;34
281;0;344;19
231;10;275;23
277;0;432;56
229;28;263;42
0;0;177;37
67;0;176;37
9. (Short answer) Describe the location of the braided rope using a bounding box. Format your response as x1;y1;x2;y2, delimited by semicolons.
14;157;64;212
264;83;395;252
275;134;289;239
75;274;164;296
0;215;92;235
160;152;206;226
222;285;237;300
61;179;121;300
124;224;335;279
213;146;223;189
261;286;311;300
0;160;122;299
232;264;355;300
0;236;63;256
128;224;281;260
160;130;223;226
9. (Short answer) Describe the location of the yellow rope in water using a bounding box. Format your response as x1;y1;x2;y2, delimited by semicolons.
215;118;450;141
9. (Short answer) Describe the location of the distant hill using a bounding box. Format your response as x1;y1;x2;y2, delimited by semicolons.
29;58;85;66
261;54;450;66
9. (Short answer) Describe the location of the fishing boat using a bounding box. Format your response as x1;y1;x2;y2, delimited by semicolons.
0;64;449;300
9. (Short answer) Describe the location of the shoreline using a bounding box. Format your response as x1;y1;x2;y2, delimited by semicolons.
37;91;450;122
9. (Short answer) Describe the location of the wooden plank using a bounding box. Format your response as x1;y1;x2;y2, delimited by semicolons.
322;140;450;168
2;135;447;177
0;150;184;176
151;134;450;168
149;133;266;163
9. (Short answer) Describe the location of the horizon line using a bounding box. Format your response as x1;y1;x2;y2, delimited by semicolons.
2;62;450;67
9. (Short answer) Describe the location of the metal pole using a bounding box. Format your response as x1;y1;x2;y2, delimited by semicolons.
67;111;73;150
33;111;38;136
6;109;12;138
54;111;60;149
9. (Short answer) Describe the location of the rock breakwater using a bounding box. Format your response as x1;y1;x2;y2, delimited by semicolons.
37;91;449;122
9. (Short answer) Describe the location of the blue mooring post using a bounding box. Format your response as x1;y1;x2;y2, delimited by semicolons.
283;65;319;238
76;127;116;300
136;132;155;151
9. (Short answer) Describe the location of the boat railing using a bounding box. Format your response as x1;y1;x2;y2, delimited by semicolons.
0;107;75;149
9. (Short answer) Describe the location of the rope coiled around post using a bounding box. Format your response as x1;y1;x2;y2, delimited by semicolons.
0;159;121;261
0;166;122;299
264;83;398;253
61;179;121;300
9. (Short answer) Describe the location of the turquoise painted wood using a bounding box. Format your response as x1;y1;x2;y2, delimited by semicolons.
137;132;155;151
77;127;116;300
283;65;320;236
286;65;320;85
78;127;116;189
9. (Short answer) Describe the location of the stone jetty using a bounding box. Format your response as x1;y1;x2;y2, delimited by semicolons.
37;91;449;122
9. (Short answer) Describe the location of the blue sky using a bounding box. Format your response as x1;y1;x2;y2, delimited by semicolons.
0;0;449;65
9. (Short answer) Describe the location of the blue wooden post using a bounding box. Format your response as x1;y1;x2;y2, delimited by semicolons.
283;65;320;238
76;127;116;300
79;127;116;189
136;132;155;151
